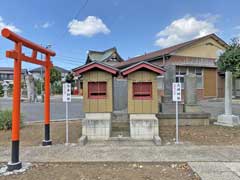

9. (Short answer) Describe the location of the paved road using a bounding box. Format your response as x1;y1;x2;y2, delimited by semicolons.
0;97;84;122
1;97;240;122
189;162;240;180
200;99;240;119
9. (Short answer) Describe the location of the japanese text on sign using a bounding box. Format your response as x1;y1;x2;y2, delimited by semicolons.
172;83;181;102
63;83;71;102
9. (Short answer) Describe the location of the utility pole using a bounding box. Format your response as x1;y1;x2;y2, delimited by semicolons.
40;44;52;103
40;52;43;102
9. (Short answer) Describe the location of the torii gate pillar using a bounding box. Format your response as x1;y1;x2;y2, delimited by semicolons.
1;28;56;171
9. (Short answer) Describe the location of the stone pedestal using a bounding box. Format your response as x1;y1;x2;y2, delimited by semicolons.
215;114;240;127
3;82;8;98
82;113;111;140
163;65;175;103
184;74;201;112
161;103;184;113
184;105;201;113
130;114;159;140
3;89;8;98
215;71;240;127
161;65;183;113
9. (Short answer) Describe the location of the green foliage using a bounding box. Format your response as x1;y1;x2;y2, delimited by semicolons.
52;82;63;94
65;72;76;90
35;79;42;95
0;110;24;130
65;72;74;83
0;83;3;97
217;38;240;77
50;67;62;94
50;67;61;84
7;84;13;96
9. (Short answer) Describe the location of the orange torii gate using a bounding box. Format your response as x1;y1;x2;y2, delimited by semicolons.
1;28;56;171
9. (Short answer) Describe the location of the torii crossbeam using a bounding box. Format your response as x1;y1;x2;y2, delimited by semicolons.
1;28;56;171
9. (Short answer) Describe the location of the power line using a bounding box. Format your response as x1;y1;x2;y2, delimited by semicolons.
59;0;89;39
56;54;86;61
53;60;84;66
53;57;86;63
73;0;89;19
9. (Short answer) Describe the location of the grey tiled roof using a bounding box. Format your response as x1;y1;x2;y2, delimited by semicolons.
0;67;28;74
30;66;69;73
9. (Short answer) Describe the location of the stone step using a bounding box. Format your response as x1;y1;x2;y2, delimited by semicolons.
111;122;130;137
112;121;129;127
112;112;129;122
111;131;130;137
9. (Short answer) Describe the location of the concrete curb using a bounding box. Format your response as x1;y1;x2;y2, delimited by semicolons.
24;118;83;124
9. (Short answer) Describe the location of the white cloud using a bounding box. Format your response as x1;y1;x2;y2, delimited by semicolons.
155;15;218;48
0;16;21;33
34;22;53;29
42;22;51;28
68;16;110;37
234;25;240;30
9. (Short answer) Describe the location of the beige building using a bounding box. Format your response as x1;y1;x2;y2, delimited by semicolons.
116;34;230;99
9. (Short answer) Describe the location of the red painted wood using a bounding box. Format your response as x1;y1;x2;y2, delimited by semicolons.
2;28;55;56
132;82;152;100
88;82;107;99
122;63;165;76
74;63;118;75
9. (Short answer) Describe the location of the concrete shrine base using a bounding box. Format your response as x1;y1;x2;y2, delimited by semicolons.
129;114;160;142
215;114;240;127
81;113;111;140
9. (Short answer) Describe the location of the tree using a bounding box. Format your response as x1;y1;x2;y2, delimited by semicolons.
217;38;240;77
0;83;3;97
65;72;74;83
50;67;62;94
50;67;62;84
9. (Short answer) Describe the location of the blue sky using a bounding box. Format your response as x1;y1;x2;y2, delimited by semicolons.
0;0;239;70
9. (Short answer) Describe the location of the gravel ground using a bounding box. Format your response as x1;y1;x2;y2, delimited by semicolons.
0;162;200;180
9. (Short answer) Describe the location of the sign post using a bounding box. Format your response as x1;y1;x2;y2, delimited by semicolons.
172;82;181;144
63;83;71;145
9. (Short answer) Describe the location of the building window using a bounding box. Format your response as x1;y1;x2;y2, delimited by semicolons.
133;82;152;100
88;82;107;99
176;67;186;88
196;68;203;89
176;66;203;89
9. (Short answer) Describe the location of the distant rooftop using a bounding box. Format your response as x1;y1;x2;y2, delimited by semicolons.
0;67;28;74
30;66;69;73
115;33;228;68
86;47;123;64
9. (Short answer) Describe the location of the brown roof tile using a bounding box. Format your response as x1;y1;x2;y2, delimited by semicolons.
115;33;228;68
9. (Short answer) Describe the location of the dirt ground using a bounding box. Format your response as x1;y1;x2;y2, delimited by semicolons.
0;121;240;146
160;125;240;145
0;121;81;146
0;162;200;180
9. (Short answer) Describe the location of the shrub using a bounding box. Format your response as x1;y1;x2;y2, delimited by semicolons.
0;110;24;130
0;83;3;97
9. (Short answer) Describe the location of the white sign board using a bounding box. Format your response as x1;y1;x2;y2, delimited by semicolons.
63;83;71;102
172;83;181;102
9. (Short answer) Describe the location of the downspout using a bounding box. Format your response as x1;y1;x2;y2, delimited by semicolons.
163;55;166;66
